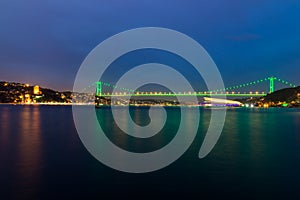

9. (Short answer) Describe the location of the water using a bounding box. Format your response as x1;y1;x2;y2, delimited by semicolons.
0;105;300;199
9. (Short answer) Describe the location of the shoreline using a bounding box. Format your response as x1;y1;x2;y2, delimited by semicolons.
0;103;299;108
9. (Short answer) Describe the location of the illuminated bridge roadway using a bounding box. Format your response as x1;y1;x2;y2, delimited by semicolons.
82;76;296;98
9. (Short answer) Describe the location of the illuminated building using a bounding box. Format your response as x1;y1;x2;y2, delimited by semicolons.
24;94;31;104
263;103;269;108
33;85;41;95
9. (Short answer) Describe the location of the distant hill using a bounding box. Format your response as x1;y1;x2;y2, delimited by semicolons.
261;86;300;103
0;81;72;103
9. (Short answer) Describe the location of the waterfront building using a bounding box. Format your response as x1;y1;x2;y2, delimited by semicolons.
33;85;41;95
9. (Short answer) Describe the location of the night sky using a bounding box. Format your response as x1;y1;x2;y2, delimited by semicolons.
1;0;300;91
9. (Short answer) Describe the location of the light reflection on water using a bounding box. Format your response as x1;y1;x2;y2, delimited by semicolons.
0;105;300;199
0;106;10;155
18;107;42;197
4;106;42;199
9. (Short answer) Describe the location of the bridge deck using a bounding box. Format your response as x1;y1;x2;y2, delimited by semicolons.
96;93;266;97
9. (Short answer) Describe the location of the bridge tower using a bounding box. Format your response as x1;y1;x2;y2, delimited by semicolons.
96;81;102;96
269;76;275;93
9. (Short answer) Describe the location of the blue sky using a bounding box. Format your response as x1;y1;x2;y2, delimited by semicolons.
0;0;299;91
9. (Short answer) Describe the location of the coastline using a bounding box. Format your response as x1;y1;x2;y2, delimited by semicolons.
1;103;298;108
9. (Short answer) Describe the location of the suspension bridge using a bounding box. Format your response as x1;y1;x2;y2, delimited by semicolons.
81;76;297;98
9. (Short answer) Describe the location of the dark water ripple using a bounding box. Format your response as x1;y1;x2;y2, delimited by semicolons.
0;105;300;199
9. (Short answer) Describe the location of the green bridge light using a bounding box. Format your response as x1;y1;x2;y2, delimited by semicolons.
94;76;296;97
269;76;275;93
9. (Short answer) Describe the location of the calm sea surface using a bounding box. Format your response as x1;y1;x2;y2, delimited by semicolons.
0;105;300;199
